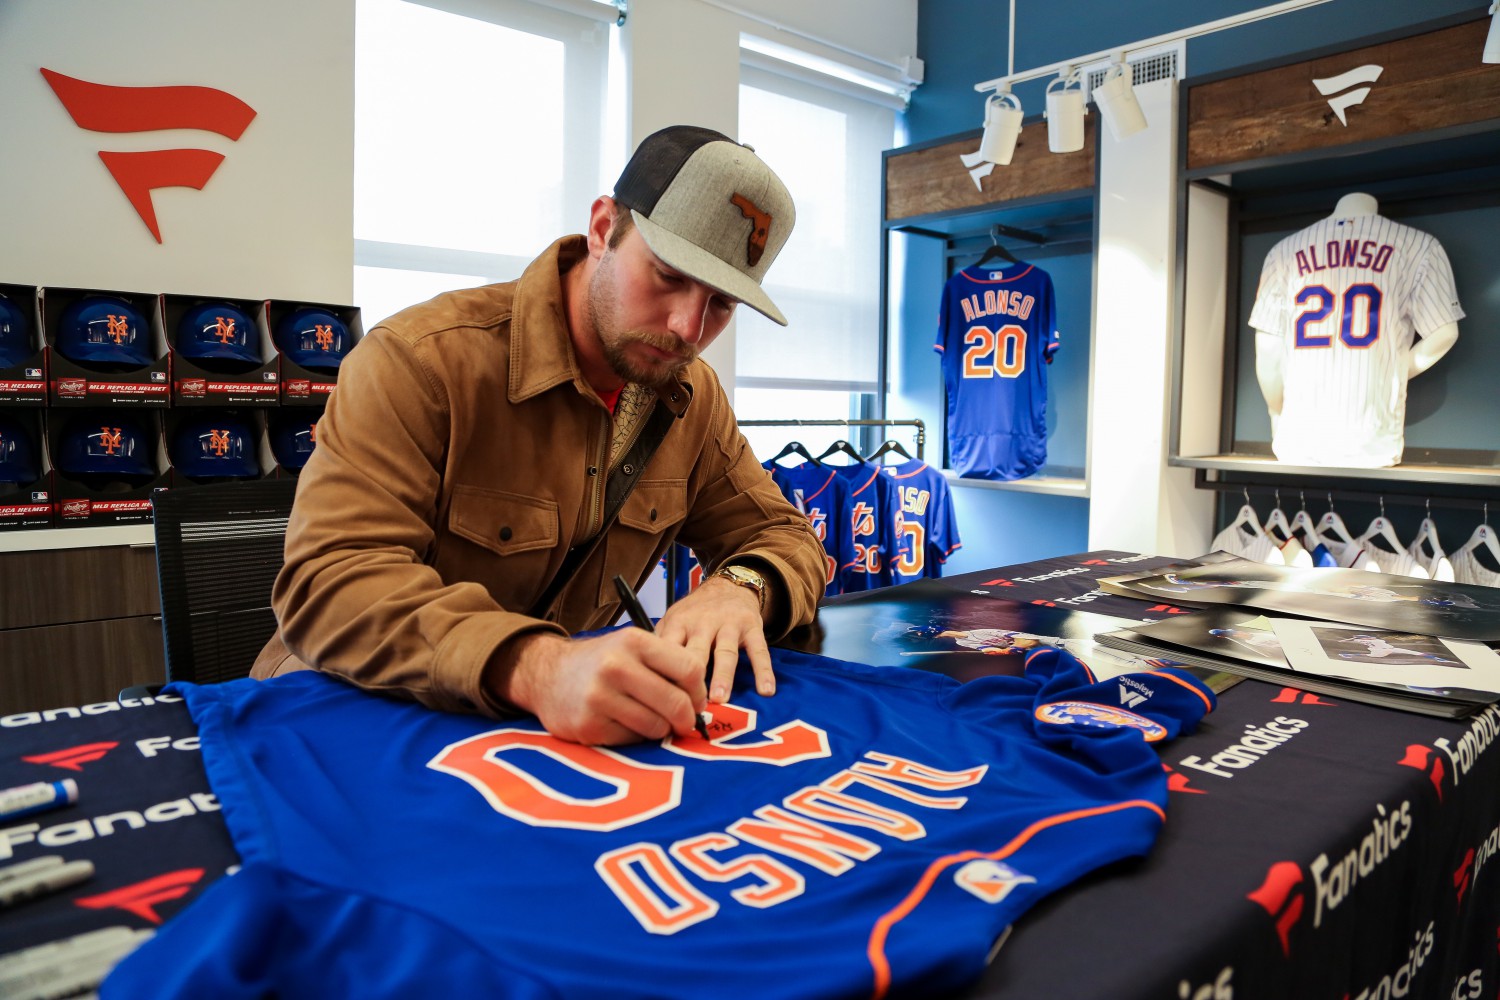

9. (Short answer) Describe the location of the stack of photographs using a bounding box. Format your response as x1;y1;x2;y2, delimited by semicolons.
1094;557;1500;718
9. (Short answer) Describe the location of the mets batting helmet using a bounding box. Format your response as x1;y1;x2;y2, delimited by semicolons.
268;412;317;471
176;301;261;366
56;413;157;480
0;293;32;369
274;307;350;372
55;295;154;368
171;413;260;480
0;416;40;483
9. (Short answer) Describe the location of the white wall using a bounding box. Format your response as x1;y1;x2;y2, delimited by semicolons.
0;0;354;304
1087;75;1212;558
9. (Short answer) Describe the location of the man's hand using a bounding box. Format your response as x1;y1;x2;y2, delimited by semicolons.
492;629;707;746
657;576;772;704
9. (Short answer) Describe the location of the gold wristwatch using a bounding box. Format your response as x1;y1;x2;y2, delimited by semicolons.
714;563;768;613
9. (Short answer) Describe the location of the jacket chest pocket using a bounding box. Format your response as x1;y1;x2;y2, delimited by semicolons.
616;479;688;538
448;486;560;556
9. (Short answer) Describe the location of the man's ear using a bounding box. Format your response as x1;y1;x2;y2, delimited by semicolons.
586;196;618;257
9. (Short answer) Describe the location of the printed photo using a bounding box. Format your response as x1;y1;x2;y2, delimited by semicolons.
1269;619;1500;697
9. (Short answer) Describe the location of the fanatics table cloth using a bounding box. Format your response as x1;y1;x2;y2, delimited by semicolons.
100;645;1213;1000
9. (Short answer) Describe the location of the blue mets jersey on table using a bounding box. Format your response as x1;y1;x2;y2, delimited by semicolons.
101;645;1213;1000
767;460;857;596
935;264;1059;481
880;459;961;584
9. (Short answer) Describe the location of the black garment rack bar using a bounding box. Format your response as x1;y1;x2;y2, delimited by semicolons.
738;418;926;459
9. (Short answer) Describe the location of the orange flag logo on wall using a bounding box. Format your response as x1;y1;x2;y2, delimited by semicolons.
729;193;772;267
40;68;258;244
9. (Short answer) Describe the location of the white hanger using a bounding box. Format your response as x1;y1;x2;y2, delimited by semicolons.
1263;490;1293;543
1458;503;1500;571
1317;492;1358;546
1356;497;1405;555
1407;501;1443;561
1289;491;1325;546
1263;490;1310;567
1404;500;1449;581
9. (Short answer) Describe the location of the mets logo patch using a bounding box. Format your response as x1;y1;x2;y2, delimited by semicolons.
1034;701;1168;742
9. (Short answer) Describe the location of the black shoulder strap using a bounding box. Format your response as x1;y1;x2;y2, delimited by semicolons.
527;399;679;620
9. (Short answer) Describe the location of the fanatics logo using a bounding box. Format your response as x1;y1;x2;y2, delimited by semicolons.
1160;762;1206;795
1248;860;1305;956
953;858;1036;904
21;741;119;772
74;868;204;924
1397;744;1446;802
1311;64;1383;127
40;68;258;243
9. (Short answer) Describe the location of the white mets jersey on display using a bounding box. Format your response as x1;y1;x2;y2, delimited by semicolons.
1249;213;1464;467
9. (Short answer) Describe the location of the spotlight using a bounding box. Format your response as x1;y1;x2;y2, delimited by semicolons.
1485;1;1500;64
978;89;1024;166
1093;58;1147;141
1045;68;1085;153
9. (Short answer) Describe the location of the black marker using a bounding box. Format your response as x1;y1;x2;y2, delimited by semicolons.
613;575;711;740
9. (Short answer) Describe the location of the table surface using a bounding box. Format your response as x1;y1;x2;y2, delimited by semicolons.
1;550;1497;1000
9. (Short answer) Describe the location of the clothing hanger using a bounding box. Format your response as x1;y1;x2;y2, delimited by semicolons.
1317;492;1358;546
816;439;866;464
1263;490;1293;543
1356;496;1405;555
973;227;1020;269
1407;500;1443;561
1263;490;1309;567
767;440;820;467
1289;491;1323;544
1457;503;1500;571
864;438;914;464
1407;499;1453;582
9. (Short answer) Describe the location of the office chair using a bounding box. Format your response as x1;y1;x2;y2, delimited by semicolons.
150;478;298;686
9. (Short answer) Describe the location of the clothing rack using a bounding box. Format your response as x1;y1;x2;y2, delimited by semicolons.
738;418;926;459
1195;477;1499;513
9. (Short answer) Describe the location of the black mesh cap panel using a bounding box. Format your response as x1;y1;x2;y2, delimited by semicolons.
613;125;735;215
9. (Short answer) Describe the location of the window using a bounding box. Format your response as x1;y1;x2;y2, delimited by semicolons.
734;65;898;460
353;0;615;326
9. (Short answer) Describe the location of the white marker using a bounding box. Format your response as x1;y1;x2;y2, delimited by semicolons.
0;780;79;821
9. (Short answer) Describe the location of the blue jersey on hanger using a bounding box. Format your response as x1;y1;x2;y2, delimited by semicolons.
936;264;1059;481
880;459;961;584
766;460;857;596
103;645;1214;1000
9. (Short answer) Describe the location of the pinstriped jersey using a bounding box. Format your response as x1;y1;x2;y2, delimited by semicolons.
1249;213;1463;467
102;646;1214;1000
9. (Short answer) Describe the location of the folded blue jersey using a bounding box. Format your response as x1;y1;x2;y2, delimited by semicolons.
102;644;1214;1000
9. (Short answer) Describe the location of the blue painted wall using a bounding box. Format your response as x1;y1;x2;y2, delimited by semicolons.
898;0;1491;570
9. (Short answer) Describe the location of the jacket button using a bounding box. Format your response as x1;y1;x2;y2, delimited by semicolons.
622;464;635;476
588;466;598;476
499;526;513;541
649;508;658;522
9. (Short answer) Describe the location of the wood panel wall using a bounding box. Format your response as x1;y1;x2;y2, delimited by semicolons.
885;121;1096;222
1187;17;1500;172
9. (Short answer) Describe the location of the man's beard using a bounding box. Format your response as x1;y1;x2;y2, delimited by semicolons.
588;252;695;388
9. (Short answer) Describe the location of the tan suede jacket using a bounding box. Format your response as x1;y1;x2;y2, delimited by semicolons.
253;237;824;715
